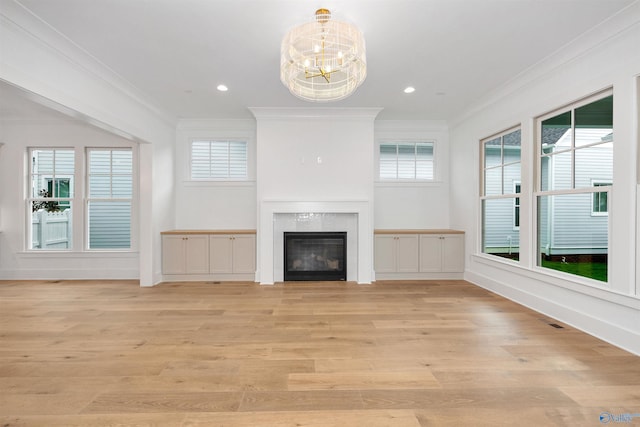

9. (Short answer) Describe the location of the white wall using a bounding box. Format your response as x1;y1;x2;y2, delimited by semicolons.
450;2;640;354
374;120;451;229
252;109;379;202
174;119;257;230
0;120;139;279
1;1;176;285
251;108;380;284
172;117;454;233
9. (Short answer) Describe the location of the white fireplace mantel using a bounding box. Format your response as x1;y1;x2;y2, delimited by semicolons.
257;200;373;285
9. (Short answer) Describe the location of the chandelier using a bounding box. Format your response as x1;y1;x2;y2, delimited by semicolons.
280;8;367;102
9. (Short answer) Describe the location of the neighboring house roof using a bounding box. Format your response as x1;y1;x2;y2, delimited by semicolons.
542;127;569;147
542;128;613;148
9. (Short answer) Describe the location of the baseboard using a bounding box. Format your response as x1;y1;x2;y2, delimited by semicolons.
161;273;257;282
465;270;640;356
374;271;464;280
0;269;138;280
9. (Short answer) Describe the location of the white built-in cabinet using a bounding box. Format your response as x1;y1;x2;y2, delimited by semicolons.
162;234;210;275
419;234;465;273
374;230;465;280
374;234;419;273
162;230;256;281
209;234;256;274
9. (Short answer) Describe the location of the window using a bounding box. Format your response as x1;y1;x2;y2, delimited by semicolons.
29;149;75;250
191;140;247;180
480;128;521;261
87;149;133;249
592;182;610;215
379;142;434;180
27;146;135;251
536;91;612;282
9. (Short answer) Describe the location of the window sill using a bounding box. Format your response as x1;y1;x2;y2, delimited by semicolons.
17;251;138;258
472;253;639;308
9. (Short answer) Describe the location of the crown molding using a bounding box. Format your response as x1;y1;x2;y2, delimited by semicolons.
450;0;640;129
1;0;176;129
177;118;256;132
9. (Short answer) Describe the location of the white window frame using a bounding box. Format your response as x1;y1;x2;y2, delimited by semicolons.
86;148;134;251
377;140;436;181
189;139;248;181
26;146;137;253
27;147;76;251
534;88;613;283
591;180;611;217
513;181;521;230
479;125;522;260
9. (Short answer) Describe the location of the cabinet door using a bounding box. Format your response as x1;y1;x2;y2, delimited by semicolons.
374;235;397;273
210;235;234;273
185;235;210;274
232;235;256;273
419;235;443;272
162;235;186;274
442;234;465;272
396;235;419;272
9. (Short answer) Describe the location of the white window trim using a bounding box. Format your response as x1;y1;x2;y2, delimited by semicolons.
591;180;611;217
27;147;76;252
479;125;522;260
85;148;135;251
480;126;521;197
535;88;613;194
533;88;613;283
376;140;436;182
189;139;249;182
26;146;137;253
513;181;521;230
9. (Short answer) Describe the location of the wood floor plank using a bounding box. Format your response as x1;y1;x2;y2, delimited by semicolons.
0;413;187;427
0;393;97;416
239;390;364;411
414;407;601;427
80;392;243;414
559;385;640;407
288;371;441;390
360;387;579;410
1;279;639;425
183;409;421;427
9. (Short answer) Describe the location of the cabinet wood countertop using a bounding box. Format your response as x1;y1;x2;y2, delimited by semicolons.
374;229;464;234
161;229;256;235
163;229;462;235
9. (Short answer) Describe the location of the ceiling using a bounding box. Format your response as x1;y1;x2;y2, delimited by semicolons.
1;0;636;123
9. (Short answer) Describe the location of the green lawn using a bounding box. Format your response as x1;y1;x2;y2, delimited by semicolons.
540;259;607;282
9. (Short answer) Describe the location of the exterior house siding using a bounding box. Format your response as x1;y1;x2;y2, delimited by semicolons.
541;129;611;255
484;148;520;253
486;129;611;255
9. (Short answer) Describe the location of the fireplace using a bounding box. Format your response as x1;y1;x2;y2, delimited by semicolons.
284;232;347;281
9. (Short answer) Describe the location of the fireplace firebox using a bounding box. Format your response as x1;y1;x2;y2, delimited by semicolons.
284;232;346;281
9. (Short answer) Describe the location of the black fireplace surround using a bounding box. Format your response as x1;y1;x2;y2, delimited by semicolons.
284;232;347;281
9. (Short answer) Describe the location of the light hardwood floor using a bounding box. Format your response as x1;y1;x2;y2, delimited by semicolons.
1;279;639;426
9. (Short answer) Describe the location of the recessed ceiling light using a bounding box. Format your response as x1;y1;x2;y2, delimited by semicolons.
403;86;416;94
217;84;228;92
